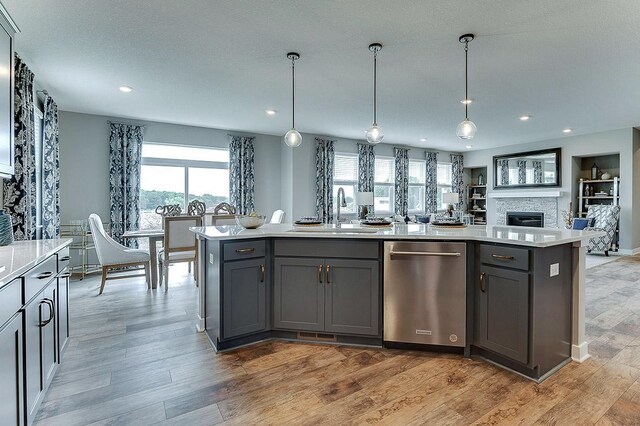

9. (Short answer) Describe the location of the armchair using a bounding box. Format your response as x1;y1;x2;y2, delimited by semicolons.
585;204;620;256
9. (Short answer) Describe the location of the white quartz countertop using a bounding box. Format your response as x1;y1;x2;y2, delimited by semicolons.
0;238;73;289
190;223;599;248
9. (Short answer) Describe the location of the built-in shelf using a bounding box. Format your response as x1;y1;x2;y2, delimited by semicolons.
580;179;619;184
470;184;487;188
471;209;487;212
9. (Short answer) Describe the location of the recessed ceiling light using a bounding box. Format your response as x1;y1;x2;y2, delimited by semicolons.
563;128;573;133
265;109;277;116
519;115;531;121
119;86;133;93
465;145;473;149
460;99;473;105
419;138;428;142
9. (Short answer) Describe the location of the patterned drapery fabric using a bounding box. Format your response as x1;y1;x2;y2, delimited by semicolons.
229;135;255;215
498;159;509;185
109;122;144;246
532;160;543;184
3;54;36;241
42;95;60;239
586;204;620;253
315;138;335;223
357;143;375;213
517;159;527;185
450;154;464;211
394;148;409;216
425;151;438;214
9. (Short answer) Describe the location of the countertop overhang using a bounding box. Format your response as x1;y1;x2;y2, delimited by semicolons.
190;223;599;248
0;238;73;289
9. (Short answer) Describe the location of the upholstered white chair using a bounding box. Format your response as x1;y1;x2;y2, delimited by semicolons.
88;214;150;295
158;215;202;290
270;209;286;224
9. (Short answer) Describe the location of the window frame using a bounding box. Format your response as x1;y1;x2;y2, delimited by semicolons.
140;141;230;211
374;155;395;216
408;158;426;214
332;152;359;218
436;161;453;212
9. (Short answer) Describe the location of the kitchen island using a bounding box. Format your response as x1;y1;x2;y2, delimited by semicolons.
191;223;596;381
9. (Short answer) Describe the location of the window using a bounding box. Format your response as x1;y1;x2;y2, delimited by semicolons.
408;159;425;213
374;156;394;214
437;162;453;211
140;142;229;229
332;153;358;215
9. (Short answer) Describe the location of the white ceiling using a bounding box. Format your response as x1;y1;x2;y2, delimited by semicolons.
5;0;640;151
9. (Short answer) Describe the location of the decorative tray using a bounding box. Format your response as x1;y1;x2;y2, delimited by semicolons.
294;221;322;226
362;220;392;226
431;221;467;228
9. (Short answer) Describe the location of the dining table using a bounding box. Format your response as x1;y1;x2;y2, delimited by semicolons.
122;229;164;289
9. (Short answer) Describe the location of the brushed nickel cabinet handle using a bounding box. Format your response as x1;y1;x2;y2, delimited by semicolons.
491;254;515;261
318;265;323;283
480;272;486;293
37;271;53;279
235;248;255;254
39;299;53;327
59;256;70;261
59;272;72;278
260;265;265;283
326;265;331;284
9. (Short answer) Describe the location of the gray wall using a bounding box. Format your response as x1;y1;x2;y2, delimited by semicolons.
59;111;282;223
464;127;640;252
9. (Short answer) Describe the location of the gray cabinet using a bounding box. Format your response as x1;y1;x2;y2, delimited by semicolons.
222;258;267;339
56;271;71;358
0;313;23;426
273;257;379;336
476;265;529;364
273;258;324;331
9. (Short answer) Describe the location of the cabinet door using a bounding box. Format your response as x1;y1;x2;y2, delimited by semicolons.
0;313;24;426
222;258;267;339
273;258;324;331
476;265;530;364
24;294;49;422
57;274;70;359
42;281;57;388
324;259;379;336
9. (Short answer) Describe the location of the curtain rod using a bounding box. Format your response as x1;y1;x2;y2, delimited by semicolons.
108;120;147;128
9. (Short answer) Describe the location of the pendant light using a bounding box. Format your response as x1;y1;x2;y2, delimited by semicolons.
365;43;384;144
283;52;302;147
456;34;477;140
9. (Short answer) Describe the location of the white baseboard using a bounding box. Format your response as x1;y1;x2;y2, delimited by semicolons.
616;248;640;255
571;342;590;363
196;316;205;332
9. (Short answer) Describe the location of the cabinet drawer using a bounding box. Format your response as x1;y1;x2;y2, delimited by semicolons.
223;240;266;261
57;246;70;273
24;256;58;304
274;239;379;259
0;278;21;328
480;244;529;271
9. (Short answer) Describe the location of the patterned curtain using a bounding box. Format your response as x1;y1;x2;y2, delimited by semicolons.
425;151;438;214
450;153;464;211
315;138;335;223
498;159;509;185
517;159;527;185
229;135;255;215
532;160;543;184
3;54;36;241
109;122;144;246
358;143;375;213
42;95;60;239
394;148;409;216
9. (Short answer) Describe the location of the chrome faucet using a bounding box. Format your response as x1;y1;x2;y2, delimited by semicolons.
336;187;347;225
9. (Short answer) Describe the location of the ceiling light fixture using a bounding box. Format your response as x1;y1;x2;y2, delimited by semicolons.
119;86;133;93
419;138;428;142
365;43;384;144
519;115;531;121
460;99;473;105
563;128;573;133
283;52;302;147
466;145;473;149
456;34;477;140
265;109;277;116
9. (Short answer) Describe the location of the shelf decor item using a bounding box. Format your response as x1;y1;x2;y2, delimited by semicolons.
357;191;374;219
0;209;13;246
477;173;484;185
601;171;611;180
591;163;598;180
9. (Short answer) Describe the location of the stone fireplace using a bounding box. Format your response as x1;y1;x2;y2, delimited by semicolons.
507;211;544;228
494;197;558;228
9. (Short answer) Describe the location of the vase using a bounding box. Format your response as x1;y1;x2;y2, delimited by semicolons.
0;209;13;246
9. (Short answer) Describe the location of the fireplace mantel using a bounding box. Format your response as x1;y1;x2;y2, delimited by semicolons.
488;190;563;199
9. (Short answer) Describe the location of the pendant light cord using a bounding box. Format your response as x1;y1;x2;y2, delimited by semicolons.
291;57;296;129
464;41;469;120
373;50;377;126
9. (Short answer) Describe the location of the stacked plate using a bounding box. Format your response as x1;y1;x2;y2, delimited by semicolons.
362;217;392;226
294;217;322;226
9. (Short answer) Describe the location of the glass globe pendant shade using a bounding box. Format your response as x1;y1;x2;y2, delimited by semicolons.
284;128;302;147
456;119;477;140
365;124;384;144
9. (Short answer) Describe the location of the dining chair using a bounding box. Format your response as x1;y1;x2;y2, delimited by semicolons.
204;212;237;226
88;214;151;294
270;209;286;224
158;215;202;290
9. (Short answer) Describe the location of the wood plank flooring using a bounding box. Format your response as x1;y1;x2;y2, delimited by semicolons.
34;257;640;425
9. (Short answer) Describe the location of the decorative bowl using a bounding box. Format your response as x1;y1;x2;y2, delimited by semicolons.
235;215;266;229
415;215;430;224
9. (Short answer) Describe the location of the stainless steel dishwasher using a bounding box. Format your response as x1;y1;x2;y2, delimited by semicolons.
384;241;466;347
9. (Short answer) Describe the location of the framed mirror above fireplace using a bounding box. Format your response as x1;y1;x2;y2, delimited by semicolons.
493;148;561;189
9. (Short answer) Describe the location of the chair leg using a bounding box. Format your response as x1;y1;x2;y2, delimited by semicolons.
605;250;609;257
164;263;169;292
188;262;191;273
99;266;108;295
194;258;198;284
144;263;151;289
158;259;163;287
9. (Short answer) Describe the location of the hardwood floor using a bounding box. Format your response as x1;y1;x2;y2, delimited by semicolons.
34;258;640;425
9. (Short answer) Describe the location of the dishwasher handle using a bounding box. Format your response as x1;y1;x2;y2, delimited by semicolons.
389;249;461;257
